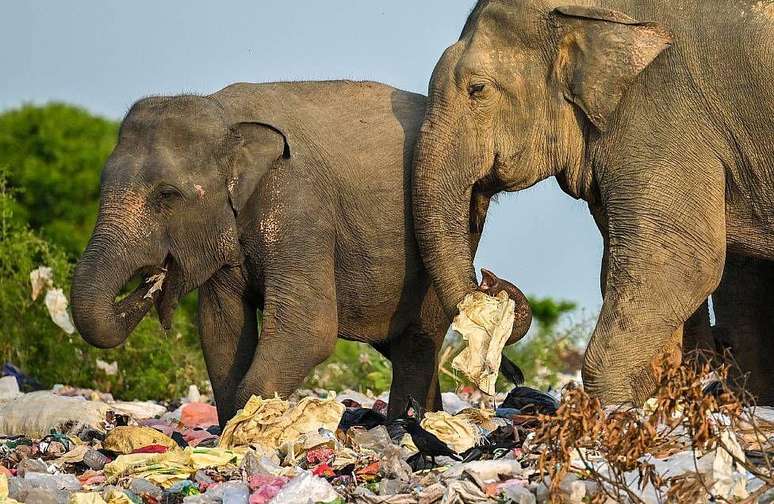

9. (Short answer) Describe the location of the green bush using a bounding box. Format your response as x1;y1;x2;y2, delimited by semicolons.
305;340;393;395
0;103;118;257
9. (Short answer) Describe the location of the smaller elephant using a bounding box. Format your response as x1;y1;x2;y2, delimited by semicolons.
71;80;532;424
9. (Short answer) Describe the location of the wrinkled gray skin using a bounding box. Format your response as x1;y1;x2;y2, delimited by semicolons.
412;0;773;404
70;81;532;424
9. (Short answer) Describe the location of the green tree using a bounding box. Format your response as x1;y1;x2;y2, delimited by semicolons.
0;103;118;256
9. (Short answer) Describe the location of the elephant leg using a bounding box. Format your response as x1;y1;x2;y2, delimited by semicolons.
386;287;447;419
198;265;258;426
583;158;726;405
234;244;338;410
385;325;443;419
713;254;774;404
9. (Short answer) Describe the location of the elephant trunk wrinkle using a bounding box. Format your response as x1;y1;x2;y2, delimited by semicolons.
413;123;479;321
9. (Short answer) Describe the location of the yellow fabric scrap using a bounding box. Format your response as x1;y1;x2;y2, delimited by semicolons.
68;493;108;504
0;474;21;504
103;450;192;488
451;291;515;395
421;411;480;453
103;426;178;454
103;447;245;489
219;395;345;449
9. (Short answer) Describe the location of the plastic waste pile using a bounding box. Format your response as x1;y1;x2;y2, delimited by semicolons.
3;364;774;504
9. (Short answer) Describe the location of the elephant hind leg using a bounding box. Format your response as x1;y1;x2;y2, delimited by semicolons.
713;254;774;405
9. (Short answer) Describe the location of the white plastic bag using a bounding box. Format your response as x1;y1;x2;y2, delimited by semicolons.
44;288;75;334
450;291;515;395
268;472;339;504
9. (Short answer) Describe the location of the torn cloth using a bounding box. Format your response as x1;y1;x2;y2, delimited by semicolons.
451;290;515;395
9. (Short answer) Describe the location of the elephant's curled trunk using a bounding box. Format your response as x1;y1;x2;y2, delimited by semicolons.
71;232;158;349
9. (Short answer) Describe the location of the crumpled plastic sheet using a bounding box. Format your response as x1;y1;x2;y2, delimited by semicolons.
0;392;110;437
420;411;480;454
0;376;21;403
29;266;53;301
219;395;345;450
266;471;338;504
103;426;179;454
442;459;522;488
30;265;77;334
104;447;246;488
45;287;76;334
95;360;118;376
450;291;515;395
0;474;21;504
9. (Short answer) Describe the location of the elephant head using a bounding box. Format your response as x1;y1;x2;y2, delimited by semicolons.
412;0;671;323
71;95;288;348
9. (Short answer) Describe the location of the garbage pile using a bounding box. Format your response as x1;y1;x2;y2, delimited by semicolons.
2;360;774;504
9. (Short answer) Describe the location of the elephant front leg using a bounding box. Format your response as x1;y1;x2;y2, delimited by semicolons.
234;247;339;410
198;265;259;426
583;158;726;405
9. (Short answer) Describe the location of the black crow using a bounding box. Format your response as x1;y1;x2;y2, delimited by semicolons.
394;417;461;465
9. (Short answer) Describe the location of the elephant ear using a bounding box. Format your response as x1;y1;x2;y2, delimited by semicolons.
227;121;291;213
552;5;672;131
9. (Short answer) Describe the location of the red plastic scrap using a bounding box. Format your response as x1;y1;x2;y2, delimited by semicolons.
131;444;169;454
312;462;336;478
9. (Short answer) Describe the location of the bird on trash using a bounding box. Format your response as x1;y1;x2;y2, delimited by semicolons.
394;417;461;465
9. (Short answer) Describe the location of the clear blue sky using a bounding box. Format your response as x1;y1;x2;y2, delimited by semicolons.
0;1;603;313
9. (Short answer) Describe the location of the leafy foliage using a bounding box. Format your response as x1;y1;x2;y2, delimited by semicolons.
305;340;393;394
0;103;117;257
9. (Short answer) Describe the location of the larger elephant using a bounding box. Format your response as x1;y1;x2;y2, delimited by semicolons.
70;81;531;424
412;0;773;404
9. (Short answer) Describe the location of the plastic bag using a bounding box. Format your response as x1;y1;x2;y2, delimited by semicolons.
103;426;178;454
0;474;21;504
0;392;109;437
419;411;480;453
219;396;344;449
0;376;21;402
29;266;53;301
44;288;76;334
180;402;219;428
450;291;515;395
267;472;339;504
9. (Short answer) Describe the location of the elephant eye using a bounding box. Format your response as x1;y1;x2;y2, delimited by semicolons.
156;185;182;201
468;83;486;98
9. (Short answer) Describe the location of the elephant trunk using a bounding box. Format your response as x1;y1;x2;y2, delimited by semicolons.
412;117;478;321
71;221;159;349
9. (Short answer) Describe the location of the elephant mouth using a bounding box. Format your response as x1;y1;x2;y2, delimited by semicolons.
120;254;184;332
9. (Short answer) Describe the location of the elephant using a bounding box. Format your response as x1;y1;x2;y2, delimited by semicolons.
70;80;532;424
411;0;773;405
